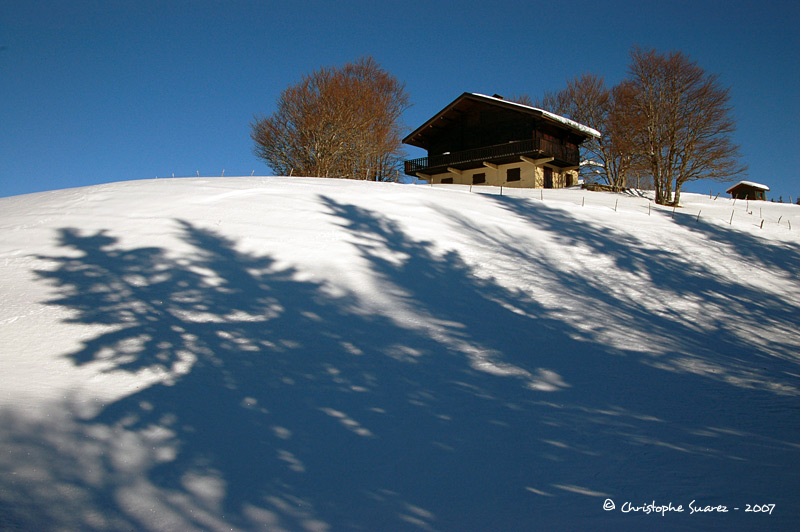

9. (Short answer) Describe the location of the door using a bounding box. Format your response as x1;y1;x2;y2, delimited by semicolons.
543;167;553;189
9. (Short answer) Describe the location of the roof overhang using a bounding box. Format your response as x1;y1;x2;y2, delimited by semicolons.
403;92;601;150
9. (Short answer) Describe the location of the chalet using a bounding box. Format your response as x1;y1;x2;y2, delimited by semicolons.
403;93;600;188
726;181;769;201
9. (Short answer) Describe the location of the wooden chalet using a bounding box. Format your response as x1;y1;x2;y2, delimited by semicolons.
726;181;769;201
403;93;600;188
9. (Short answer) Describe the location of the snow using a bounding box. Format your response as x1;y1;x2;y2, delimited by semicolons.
472;93;603;138
726;180;771;192
1;177;799;531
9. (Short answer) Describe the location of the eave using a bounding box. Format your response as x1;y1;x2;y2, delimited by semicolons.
403;92;600;150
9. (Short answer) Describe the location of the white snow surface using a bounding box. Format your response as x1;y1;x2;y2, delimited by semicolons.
1;177;799;531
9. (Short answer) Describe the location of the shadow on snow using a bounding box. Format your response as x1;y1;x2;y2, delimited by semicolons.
1;195;799;531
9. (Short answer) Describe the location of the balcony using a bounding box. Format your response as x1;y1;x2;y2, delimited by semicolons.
404;138;579;176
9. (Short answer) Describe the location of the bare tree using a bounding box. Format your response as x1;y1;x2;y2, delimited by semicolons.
507;93;535;107
539;74;637;190
624;47;746;205
251;57;410;181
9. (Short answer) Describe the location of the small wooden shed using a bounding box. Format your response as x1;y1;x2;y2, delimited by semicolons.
726;181;769;201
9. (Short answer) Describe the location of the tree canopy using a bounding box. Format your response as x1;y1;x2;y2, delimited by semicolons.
252;57;410;181
538;47;745;204
624;47;746;205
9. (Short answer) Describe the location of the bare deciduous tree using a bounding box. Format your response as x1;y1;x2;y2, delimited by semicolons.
507;93;535;107
624;47;746;205
539;74;637;191
251;57;410;181
537;49;744;202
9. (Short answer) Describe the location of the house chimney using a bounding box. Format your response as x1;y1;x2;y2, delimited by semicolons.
492;94;504;99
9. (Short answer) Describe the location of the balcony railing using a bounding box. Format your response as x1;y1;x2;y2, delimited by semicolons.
404;138;579;176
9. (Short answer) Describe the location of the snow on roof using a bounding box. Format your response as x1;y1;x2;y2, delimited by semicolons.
472;93;602;138
726;180;770;193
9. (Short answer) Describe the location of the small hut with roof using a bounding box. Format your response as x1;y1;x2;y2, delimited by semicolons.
726;181;769;201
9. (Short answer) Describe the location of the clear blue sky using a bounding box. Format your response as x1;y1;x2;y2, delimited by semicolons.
2;0;798;200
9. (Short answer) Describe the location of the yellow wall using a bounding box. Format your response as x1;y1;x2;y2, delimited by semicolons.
425;162;577;189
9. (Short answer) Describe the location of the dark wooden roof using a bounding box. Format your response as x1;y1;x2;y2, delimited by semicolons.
725;181;770;193
403;92;600;150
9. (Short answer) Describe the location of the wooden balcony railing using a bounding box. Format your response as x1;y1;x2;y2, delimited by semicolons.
404;138;579;175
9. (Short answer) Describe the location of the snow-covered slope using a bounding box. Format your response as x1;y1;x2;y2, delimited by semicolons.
1;177;799;531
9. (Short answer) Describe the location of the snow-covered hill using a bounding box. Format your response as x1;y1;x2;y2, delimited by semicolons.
1;177;799;531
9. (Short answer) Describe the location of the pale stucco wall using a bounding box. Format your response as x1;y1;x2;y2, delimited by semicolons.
425;162;578;189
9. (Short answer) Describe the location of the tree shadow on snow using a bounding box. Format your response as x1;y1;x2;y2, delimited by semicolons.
486;195;800;387
671;208;800;279
1;198;799;532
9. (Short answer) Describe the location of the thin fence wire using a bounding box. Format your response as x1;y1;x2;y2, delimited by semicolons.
426;184;798;232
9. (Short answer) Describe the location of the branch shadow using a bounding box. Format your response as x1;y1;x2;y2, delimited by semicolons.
485;195;800;387
2;197;799;532
672;209;800;279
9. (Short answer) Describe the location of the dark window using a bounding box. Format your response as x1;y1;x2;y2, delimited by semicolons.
473;173;486;185
507;168;521;182
441;177;453;184
565;173;574;187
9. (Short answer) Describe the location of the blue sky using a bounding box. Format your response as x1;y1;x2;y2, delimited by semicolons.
2;0;798;200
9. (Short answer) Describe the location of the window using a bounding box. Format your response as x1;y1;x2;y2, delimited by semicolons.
507;168;520;182
441;177;453;184
473;173;486;185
